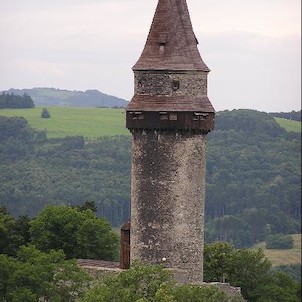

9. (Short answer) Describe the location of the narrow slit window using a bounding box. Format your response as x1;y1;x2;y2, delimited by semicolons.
172;80;180;91
158;33;167;54
159;43;165;54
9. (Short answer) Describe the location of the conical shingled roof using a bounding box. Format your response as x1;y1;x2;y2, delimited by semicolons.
133;0;209;71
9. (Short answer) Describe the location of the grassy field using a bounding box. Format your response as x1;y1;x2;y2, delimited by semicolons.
251;234;301;266
274;117;301;133
0;107;129;139
1;107;300;139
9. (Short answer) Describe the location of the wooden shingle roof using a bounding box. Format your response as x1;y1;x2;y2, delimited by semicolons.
133;0;209;71
127;95;214;112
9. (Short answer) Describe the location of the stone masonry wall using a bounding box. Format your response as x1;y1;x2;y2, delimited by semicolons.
134;71;207;97
130;129;207;284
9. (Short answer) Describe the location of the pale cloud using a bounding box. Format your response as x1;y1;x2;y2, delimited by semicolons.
0;0;300;112
204;31;301;111
190;0;301;37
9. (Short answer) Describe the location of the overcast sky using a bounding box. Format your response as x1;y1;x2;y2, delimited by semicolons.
0;0;300;112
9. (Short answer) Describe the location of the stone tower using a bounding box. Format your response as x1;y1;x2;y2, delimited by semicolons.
126;0;215;284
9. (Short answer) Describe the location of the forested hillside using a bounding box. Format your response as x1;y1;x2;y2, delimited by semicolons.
0;116;131;225
0;109;300;248
0;92;35;109
205;110;301;247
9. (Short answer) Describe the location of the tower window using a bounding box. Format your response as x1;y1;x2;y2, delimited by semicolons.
169;113;177;121
159;112;168;120
159;44;165;54
130;112;144;120
158;33;167;54
193;112;208;121
159;112;177;121
172;80;180;91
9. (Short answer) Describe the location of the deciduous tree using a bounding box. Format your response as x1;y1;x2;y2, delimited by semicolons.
29;205;118;260
0;245;91;302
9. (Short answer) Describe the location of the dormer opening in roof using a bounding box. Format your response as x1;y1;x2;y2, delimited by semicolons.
158;32;167;54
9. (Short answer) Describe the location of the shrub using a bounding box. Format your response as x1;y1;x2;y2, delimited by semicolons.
29;205;119;260
266;234;294;249
41;108;51;118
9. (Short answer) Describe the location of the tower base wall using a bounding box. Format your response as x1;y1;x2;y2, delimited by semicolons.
130;129;207;284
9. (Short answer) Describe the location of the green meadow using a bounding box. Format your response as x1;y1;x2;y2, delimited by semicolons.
274;117;301;133
251;234;301;266
0;107;130;139
1;107;300;139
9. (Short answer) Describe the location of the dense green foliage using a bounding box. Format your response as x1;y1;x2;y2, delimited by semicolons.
0;210;300;302
271;264;302;283
253;272;301;302
80;252;301;302
204;242;301;302
0;204;119;261
0;109;300;249
265;234;294;249
80;263;241;302
205;110;301;247
0;206;30;256
30;205;119;260
0;245;91;302
0;92;34;109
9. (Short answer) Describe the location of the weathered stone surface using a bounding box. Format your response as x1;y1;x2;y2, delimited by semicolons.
130;129;207;284
204;283;246;301
134;70;207;97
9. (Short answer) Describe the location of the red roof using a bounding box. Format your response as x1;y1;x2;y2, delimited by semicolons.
133;0;210;71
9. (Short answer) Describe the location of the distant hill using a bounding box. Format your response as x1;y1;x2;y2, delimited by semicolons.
2;88;128;108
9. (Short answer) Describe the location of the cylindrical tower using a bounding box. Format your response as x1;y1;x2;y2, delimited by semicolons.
126;0;215;284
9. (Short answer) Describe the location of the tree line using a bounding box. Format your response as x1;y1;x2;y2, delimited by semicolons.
0;202;119;260
0;202;116;301
0;92;35;108
0;109;300;249
269;110;301;122
0;204;300;301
